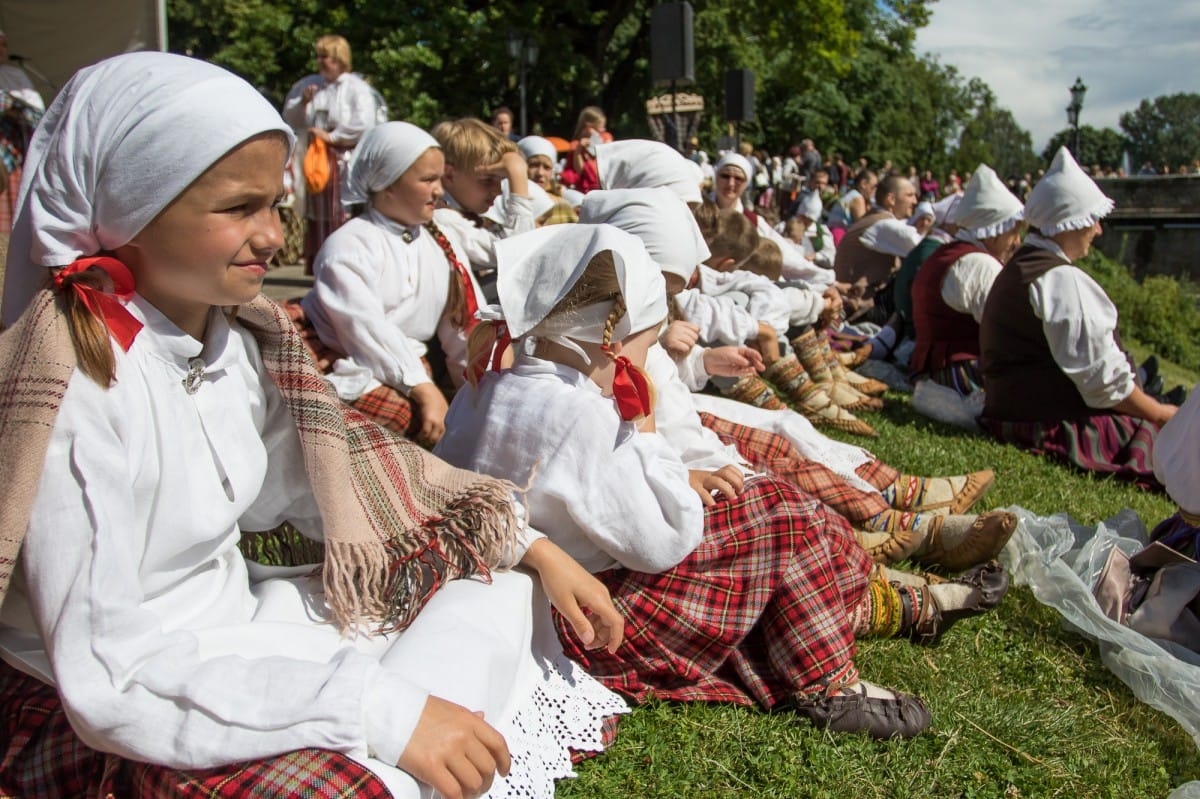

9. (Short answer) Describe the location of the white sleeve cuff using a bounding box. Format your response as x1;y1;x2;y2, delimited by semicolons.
363;669;430;768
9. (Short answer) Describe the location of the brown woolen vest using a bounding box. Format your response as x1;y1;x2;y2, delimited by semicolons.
833;209;897;298
909;240;985;377
980;244;1131;422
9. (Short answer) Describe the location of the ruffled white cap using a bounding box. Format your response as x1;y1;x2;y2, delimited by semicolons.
596;139;703;204
494;224;667;354
578;187;711;281
345;121;438;205
518;135;558;164
932;193;961;227
1024;147;1114;235
950;164;1024;239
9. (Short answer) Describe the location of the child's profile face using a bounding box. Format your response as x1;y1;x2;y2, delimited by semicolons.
375;147;444;226
116;134;287;329
444;163;504;214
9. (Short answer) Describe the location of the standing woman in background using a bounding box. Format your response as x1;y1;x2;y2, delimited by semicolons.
283;34;379;272
560;106;607;194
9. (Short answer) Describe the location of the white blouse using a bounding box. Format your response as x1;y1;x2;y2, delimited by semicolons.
282;72;376;148
675;287;759;346
434;193;537;273
0;296;622;797
1025;234;1135;408
302;208;478;398
941;233;1003;323
436;355;705;575
699;264;790;335
0;64;43;111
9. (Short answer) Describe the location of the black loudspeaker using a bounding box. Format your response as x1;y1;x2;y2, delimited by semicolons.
650;2;694;86
725;68;755;122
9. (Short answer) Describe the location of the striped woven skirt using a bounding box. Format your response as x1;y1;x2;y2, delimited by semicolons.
555;476;871;709
0;662;390;799
982;411;1162;490
924;359;984;396
1150;512;1200;560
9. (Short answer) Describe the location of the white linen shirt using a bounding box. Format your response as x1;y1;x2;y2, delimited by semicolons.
434;193;537;272
282;71;376;148
941;233;1004;323
301;208;478;397
735;199;834;288
436;355;705;575
1025;234;1136;408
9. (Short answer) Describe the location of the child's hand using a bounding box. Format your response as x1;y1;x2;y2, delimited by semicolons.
522;539;624;654
702;346;764;378
687;465;744;506
398;696;510;799
660;320;700;358
409;382;449;446
753;322;782;364
476;150;529;198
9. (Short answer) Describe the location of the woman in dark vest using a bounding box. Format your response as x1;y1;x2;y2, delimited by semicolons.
910;165;1024;397
978;148;1177;488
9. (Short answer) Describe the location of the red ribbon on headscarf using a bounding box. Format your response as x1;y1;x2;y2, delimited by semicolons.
611;355;653;422
52;256;142;351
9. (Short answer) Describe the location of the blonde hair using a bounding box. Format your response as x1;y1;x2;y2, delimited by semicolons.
702;206;758;265
572;106;606;141
738;140;754;157
314;34;352;72
739;237;783;282
431;118;516;171
57;268;119;386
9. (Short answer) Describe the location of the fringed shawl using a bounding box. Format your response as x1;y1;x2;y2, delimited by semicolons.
0;290;520;634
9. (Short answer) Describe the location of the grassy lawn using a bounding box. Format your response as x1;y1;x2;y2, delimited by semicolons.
561;355;1199;799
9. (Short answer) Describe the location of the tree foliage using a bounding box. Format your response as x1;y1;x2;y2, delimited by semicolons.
1119;93;1200;170
1041;125;1127;171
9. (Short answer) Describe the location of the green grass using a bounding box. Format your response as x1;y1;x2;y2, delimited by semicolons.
560;366;1200;799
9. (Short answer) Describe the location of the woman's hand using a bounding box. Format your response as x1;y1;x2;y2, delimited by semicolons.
660;320;700;358
409;382;449;445
687;465;745;506
302;84;319;103
521;539;624;654
307;127;332;144
397;696;510;799
702;346;764;378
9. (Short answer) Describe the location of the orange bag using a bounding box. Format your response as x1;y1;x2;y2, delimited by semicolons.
303;136;331;194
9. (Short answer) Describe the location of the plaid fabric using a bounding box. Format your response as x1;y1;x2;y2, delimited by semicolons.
699;412;889;522
1150;512;1200;560
926;359;984;396
982;411;1162;490
555;476;870;708
539;200;579;226
282;298;425;441
856;457;899;491
0;663;391;799
0;165;18;235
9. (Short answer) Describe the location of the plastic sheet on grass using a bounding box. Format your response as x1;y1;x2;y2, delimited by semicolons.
1000;507;1200;797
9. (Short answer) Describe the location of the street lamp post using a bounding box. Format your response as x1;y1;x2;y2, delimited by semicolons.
506;31;539;136
1066;77;1087;160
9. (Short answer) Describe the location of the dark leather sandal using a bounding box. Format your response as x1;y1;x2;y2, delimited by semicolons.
792;683;931;739
904;560;1009;646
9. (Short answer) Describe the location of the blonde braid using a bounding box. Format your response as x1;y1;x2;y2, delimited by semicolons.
601;293;627;354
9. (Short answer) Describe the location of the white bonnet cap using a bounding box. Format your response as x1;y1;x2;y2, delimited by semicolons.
1024;147;1114;235
345;121;439;206
597;139;703;204
714;152;754;185
579;187;710;281
950;164;1024;238
518;135;558;164
794;191;824;221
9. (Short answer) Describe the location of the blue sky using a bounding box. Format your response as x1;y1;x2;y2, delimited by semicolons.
915;0;1200;153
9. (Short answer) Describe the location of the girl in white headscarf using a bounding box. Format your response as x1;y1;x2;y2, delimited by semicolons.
0;52;627;799
296;120;484;445
979;147;1176;488
437;223;940;741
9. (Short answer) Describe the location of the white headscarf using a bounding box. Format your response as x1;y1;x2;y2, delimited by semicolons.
932;193;961;227
483;179;557;226
596;139;703;204
2;52;294;325
344;121;439;206
794;190;824;221
950;164;1024;239
518;135;558;164
909;200;935;224
1024;147;1114;236
578;187;711;281
494;224;666;364
713;152;754;187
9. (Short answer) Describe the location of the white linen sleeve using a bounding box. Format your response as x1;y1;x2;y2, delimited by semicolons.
1153;381;1200;513
860;219;923;258
434;208;500;270
674;289;760;345
281;76;319;129
1029;268;1136;408
674;344;711;392
309;242;434;393
760;219;835;287
780;284;825;327
328;80;375;146
941;253;1002;323
729;270;790;335
22;374;427;770
535;415;705;574
646;346;744;473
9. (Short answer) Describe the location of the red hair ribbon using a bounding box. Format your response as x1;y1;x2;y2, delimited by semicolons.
465;320;512;386
52;256;142;351
611;355;653;422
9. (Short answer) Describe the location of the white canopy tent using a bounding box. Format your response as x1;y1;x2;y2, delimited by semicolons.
0;0;166;100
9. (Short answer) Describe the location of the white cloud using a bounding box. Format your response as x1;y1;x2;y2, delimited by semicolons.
915;0;1200;154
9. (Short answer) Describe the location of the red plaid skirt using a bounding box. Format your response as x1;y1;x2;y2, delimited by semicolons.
698;413;892;522
282;299;422;439
556;476;871;709
0;662;391;799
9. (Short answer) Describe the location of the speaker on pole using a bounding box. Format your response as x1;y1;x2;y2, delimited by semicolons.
650;2;694;86
724;68;755;123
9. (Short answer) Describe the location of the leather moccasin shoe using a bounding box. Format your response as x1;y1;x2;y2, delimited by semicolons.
792;684;931;739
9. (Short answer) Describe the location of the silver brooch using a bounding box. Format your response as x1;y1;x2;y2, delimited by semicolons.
183;357;206;395
401;228;416;244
